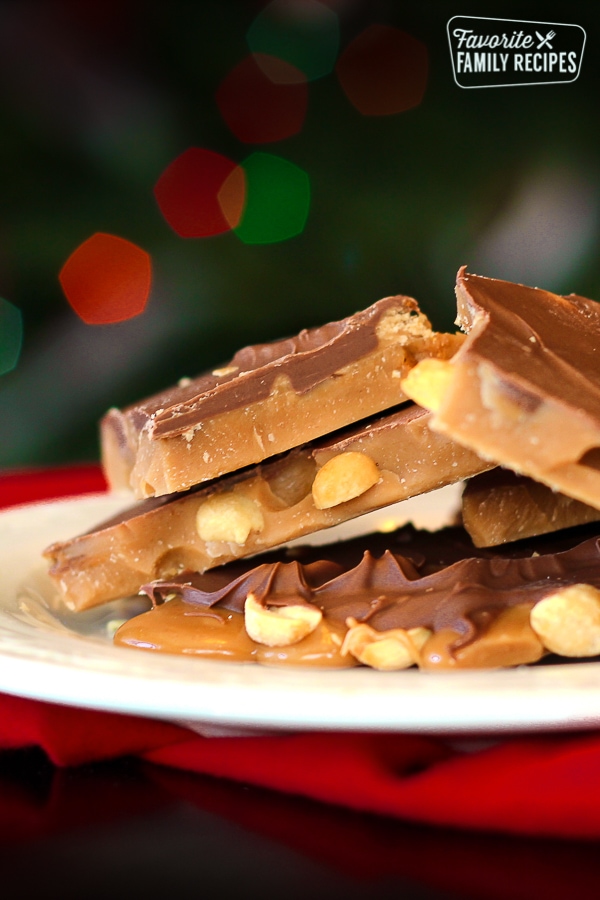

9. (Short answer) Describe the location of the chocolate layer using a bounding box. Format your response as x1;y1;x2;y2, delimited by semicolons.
129;526;600;665
130;299;403;437
101;295;464;497
145;534;600;637
403;268;600;510
455;270;600;420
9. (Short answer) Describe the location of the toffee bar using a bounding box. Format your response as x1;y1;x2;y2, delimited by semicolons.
45;404;490;612
462;469;600;548
402;268;600;510
101;295;463;498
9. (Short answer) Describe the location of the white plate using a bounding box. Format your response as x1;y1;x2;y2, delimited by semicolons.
2;493;600;736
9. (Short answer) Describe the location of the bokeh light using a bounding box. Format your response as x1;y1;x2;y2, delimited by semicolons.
59;233;152;325
234;152;310;244
247;0;339;81
336;25;428;116
217;164;247;229
0;298;23;376
154;147;242;237
216;53;308;144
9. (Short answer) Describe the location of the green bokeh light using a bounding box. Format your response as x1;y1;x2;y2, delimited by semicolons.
234;152;310;245
0;298;23;376
247;0;339;81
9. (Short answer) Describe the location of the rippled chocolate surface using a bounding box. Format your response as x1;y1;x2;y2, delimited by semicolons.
139;525;600;653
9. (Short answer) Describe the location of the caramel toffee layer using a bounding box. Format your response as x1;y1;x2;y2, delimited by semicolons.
404;267;600;510
101;295;464;497
462;468;600;548
45;403;490;613
114;524;600;667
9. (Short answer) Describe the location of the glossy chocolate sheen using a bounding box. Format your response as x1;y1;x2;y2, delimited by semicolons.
102;294;465;498
118;296;416;440
405;268;600;512
140;527;600;653
455;269;600;419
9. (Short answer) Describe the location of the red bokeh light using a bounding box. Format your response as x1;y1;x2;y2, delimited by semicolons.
216;53;308;144
336;25;429;116
154;147;242;238
59;232;152;325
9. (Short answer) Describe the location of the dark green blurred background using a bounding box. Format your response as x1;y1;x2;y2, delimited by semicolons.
1;0;599;470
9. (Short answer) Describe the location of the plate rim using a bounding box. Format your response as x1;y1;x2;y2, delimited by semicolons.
2;493;600;734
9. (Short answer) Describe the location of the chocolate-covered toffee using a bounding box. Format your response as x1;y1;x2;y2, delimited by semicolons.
462;468;600;548
44;403;489;613
101;295;464;497
44;271;600;673
403;268;600;510
114;527;600;669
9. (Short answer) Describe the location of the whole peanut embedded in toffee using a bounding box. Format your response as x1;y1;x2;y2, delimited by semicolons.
44;403;489;613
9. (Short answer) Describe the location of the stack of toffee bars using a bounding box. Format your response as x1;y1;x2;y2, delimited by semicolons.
44;268;600;670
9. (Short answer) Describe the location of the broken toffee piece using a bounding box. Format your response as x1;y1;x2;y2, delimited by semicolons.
44;403;490;612
402;268;600;511
462;469;600;548
114;529;600;670
101;295;463;498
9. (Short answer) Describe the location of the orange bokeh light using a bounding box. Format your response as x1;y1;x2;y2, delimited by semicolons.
59;233;152;325
217;165;247;229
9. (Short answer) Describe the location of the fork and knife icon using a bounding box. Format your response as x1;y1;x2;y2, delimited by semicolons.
536;29;556;49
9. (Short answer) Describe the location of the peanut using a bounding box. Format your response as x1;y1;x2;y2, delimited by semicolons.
311;451;379;509
530;584;600;657
341;619;431;670
244;594;322;647
266;453;317;507
196;493;264;545
401;358;455;412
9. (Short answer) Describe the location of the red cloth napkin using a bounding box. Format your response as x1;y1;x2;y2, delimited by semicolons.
3;464;600;839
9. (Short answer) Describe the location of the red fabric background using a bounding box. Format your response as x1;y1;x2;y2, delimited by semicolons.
2;464;600;839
